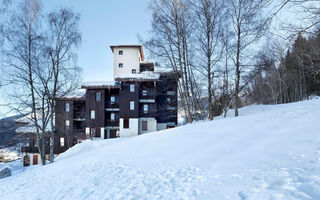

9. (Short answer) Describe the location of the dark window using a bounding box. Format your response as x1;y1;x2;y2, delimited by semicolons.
119;50;123;55
142;121;148;131
124;118;129;129
96;92;101;102
132;69;136;74
119;63;123;68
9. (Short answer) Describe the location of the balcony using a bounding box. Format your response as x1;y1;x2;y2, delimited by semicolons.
105;102;120;111
105;120;119;127
167;106;176;111
74;128;85;134
73;112;85;121
167;91;176;96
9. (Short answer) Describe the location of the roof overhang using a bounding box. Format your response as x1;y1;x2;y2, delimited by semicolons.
110;45;144;61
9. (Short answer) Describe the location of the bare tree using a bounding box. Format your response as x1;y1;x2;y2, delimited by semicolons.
1;0;50;165
46;8;81;163
190;0;225;120
225;0;271;116
142;0;196;123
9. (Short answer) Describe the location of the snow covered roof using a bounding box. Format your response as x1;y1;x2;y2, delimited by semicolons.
57;89;86;99
115;71;160;81
81;81;120;89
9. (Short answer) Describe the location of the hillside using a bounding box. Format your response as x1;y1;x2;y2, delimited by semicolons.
1;99;320;200
0;114;25;147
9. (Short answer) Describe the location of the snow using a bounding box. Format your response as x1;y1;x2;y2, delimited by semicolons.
115;71;160;80
58;89;86;98
81;81;118;87
15;112;52;133
1;99;320;199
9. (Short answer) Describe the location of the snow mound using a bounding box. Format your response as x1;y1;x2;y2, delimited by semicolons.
1;99;320;200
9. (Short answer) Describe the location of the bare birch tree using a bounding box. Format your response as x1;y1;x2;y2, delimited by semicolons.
225;0;271;116
46;8;81;163
142;0;196;123
190;0;225;120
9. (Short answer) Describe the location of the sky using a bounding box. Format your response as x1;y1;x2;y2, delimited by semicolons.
44;0;152;82
0;0;153;118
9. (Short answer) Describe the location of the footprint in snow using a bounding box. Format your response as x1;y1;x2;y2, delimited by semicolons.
238;191;247;200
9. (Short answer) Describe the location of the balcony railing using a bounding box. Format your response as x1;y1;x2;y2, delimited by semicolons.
105;120;119;127
106;102;119;108
74;128;85;134
74;112;85;120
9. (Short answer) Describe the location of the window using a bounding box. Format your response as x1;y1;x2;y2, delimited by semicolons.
130;101;135;110
111;113;115;121
90;110;95;119
144;104;148;113
142;90;147;96
167;97;171;103
130;84;135;92
132;69;136;74
124;118;129;129
110;96;115;104
96;92;101;102
60;137;65;147
65;103;70;112
119;63;123;68
65;120;70;129
119;50;123;55
142;121;148;131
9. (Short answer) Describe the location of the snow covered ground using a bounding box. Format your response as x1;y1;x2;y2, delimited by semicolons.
1;99;320;200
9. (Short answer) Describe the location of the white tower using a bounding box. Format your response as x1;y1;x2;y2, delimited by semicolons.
110;45;144;80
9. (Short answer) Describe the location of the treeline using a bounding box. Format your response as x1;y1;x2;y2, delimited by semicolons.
143;0;320;122
249;34;320;104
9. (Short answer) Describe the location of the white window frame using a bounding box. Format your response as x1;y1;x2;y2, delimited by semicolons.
65;120;70;128
110;96;115;104
65;103;70;112
130;101;135;110
96;92;101;102
130;84;135;92
90;110;95;119
110;113;115;121
60;137;65;147
144;104;148;113
142;90;147;96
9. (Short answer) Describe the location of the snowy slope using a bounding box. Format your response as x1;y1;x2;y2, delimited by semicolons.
1;99;320;200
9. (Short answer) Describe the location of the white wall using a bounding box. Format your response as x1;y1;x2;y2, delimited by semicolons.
119;118;139;137
138;118;157;134
21;153;41;166
100;127;105;139
113;47;141;79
